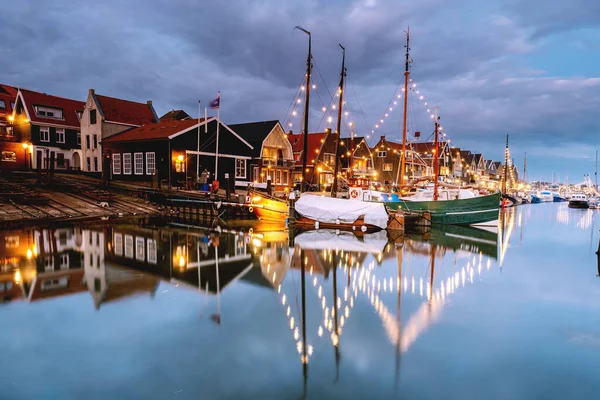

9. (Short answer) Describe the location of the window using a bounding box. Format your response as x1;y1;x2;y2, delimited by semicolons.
86;135;90;149
93;157;98;172
56;128;65;143
146;152;155;175
93;134;98;149
40;127;50;142
35;106;63;119
124;235;133;258
90;109;97;124
113;154;121;174
57;153;65;167
1;151;16;162
147;239;157;264
383;163;393;171
136;237;145;261
114;233;123;256
0;100;5;109
134;152;143;175
123;153;132;174
283;170;289;185
378;151;387;158
77;133;81;146
275;170;281;184
323;153;335;165
60;254;69;269
10;101;14;110
235;158;246;178
94;278;101;293
86;157;91;171
41;277;68;291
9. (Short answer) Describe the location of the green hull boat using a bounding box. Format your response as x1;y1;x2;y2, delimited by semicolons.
385;192;501;225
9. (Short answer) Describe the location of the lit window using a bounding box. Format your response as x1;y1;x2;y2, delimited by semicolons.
1;151;16;162
383;163;393;171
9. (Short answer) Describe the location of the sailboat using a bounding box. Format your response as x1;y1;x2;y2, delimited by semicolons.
360;29;500;226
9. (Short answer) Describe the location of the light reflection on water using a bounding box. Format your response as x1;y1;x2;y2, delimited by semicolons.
1;204;600;399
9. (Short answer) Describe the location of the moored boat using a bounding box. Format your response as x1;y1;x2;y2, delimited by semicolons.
568;193;589;209
248;190;289;221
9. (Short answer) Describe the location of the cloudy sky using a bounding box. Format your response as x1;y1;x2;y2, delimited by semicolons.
1;0;599;181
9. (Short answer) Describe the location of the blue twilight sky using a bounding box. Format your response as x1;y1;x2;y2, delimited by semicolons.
1;0;599;182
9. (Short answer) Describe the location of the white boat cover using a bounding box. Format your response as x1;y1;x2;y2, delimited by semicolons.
295;194;389;229
294;229;388;253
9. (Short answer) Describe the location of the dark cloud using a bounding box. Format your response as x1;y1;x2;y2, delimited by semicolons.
1;0;599;179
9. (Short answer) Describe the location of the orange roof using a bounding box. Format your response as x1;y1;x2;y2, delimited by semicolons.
19;89;85;128
102;117;212;143
96;94;157;126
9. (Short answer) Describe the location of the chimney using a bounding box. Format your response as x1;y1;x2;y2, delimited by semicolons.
89;89;95;96
325;127;332;134
147;100;153;105
288;130;293;135
380;135;385;141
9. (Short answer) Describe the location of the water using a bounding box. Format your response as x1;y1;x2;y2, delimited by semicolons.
1;203;600;400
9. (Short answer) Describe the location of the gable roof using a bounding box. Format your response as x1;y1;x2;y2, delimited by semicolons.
290;132;328;162
227;120;279;158
94;93;158;126
102;118;212;143
0;84;17;120
160;109;192;121
18;89;85;129
473;153;484;166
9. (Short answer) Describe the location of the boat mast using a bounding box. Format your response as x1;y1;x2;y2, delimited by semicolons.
502;134;509;193
595;150;598;192
398;27;410;188
332;44;346;197
296;26;312;193
433;106;440;201
523;152;527;184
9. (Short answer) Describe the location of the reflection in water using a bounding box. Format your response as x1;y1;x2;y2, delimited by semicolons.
0;217;512;395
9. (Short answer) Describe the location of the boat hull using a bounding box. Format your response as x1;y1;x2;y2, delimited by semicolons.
568;200;589;209
292;216;382;233
385;192;501;225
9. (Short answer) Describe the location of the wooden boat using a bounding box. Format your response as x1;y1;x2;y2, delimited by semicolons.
248;190;289;221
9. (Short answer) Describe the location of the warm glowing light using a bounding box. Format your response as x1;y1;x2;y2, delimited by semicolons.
7;115;14;122
22;143;28;149
179;256;185;268
177;155;184;162
26;249;32;259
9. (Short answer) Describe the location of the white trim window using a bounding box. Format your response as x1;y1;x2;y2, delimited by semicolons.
114;233;123;256
135;237;145;261
377;151;387;158
124;235;134;258
56;128;65;143
383;163;393;171
147;239;157;264
235;158;246;179
113;154;121;174
40;127;50;142
146;152;155;175
123;153;132;174
134;152;143;175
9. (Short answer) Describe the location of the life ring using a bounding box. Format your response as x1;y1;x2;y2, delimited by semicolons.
249;227;253;234
245;195;251;203
248;206;253;213
350;189;359;199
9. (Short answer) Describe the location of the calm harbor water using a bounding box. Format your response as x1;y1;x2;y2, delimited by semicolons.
1;203;600;400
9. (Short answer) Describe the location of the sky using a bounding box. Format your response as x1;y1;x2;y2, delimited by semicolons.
1;0;599;182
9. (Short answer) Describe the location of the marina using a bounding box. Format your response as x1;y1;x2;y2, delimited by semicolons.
1;202;599;399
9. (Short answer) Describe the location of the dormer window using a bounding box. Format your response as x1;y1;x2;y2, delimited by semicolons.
35;106;63;119
0;100;5;110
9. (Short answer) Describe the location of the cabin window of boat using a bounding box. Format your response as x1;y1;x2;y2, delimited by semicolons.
275;169;281;184
235;158;246;178
1;151;16;162
378;151;386;158
383;163;393;171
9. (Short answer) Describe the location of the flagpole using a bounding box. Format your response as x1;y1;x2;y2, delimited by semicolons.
197;100;201;182
215;91;221;180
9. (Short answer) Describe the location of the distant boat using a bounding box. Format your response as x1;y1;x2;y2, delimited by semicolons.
532;190;552;203
553;192;567;202
568;193;588;209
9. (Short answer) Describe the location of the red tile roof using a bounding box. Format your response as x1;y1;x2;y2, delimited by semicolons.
19;89;85;128
289;132;327;162
102;117;212;143
0;84;18;121
95;94;157;126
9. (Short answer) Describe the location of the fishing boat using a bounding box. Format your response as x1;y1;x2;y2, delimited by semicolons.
553;192;567;202
292;194;403;233
247;190;289;221
568;193;588;209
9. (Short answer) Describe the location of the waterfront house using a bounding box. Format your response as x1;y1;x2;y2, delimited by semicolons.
289;129;338;190
80;89;158;176
227;120;294;192
371;136;430;186
340;136;375;185
0;84;20;171
11;88;85;171
410;141;454;179
101;117;253;189
160;109;192;121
